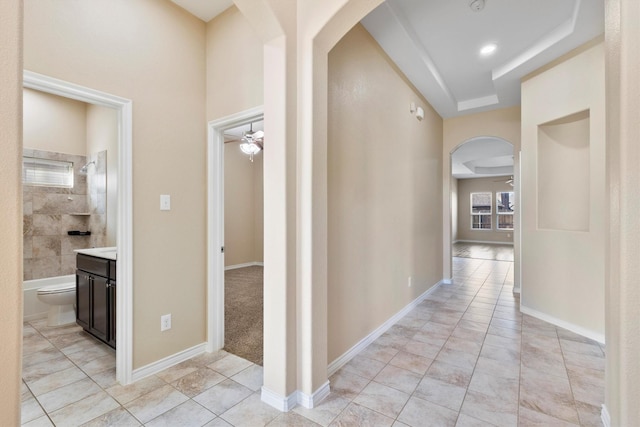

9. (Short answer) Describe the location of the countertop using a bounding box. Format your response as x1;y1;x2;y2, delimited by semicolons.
74;247;117;261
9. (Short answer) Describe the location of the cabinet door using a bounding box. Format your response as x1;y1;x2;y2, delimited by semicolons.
108;281;116;348
91;276;109;342
76;271;91;329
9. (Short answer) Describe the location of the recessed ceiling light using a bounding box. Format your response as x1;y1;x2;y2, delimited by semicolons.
469;0;485;12
480;43;497;56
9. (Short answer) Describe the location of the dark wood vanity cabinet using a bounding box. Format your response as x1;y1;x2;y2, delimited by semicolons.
108;260;116;348
76;254;116;348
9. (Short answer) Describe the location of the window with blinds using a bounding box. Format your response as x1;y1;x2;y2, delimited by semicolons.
496;191;515;230
471;192;492;230
23;156;74;188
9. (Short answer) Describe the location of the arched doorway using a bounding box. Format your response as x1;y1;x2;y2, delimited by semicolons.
231;0;388;410
449;136;520;293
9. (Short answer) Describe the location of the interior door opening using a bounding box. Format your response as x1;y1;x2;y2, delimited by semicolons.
449;136;520;291
221;119;265;365
207;107;265;367
21;71;133;394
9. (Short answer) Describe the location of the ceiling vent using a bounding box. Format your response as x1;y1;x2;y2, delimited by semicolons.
469;0;486;12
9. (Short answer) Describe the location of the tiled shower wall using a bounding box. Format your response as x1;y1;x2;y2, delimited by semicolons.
23;149;107;280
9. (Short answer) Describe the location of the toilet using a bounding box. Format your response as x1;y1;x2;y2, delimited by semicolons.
36;282;76;327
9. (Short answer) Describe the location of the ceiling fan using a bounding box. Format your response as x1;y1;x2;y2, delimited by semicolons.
225;123;264;162
494;175;514;187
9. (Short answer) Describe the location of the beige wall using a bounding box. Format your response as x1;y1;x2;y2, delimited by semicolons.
253;151;264;262
443;107;521;280
24;0;207;368
327;24;443;362
605;0;640;422
207;6;265;269
451;177;458;242
224;144;264;266
2;0;639;420
444;106;522;153
23;88;87;156
206;6;263;121
86;104;118;247
521;42;605;339
0;0;23;422
456;176;515;244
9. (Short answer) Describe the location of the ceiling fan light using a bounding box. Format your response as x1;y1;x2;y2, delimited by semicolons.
239;142;261;155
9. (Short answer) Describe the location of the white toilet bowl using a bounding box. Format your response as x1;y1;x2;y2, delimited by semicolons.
36;282;76;326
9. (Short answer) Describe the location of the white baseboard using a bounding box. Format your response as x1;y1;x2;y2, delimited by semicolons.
512;286;521;294
261;381;330;412
455;239;514;246
520;305;605;344
442;278;453;285
297;381;330;409
23;312;47;322
327;279;445;377
601;404;610;427
131;343;207;382
225;262;264;271
261;386;298;412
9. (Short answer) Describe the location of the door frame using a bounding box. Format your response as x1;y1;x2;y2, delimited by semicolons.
206;106;264;352
23;70;134;385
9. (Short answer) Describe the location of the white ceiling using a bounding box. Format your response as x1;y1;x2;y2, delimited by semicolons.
362;0;604;118
451;137;513;179
171;0;604;178
170;0;233;22
171;1;603;119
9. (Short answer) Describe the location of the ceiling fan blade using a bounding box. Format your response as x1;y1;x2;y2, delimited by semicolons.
253;130;264;139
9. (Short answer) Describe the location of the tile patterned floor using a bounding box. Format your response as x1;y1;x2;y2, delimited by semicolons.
22;256;604;426
453;242;515;262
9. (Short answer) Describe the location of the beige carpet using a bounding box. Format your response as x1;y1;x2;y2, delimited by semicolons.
224;265;263;366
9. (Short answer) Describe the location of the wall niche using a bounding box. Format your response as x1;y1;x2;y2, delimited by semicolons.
537;110;590;232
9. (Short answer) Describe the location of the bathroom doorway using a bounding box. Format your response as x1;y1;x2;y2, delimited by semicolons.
21;71;133;403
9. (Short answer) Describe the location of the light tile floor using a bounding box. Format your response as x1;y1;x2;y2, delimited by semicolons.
452;242;514;262
22;257;604;426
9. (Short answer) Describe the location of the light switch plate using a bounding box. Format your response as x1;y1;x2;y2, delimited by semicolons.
160;194;171;211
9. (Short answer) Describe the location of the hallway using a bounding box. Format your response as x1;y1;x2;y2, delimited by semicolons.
322;255;604;426
21;255;604;426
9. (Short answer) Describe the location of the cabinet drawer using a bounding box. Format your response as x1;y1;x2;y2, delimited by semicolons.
109;261;116;280
77;253;109;277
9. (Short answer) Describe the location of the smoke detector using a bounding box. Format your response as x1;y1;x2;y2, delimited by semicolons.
469;0;485;12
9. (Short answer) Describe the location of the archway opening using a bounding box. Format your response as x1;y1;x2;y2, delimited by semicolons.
449;136;520;292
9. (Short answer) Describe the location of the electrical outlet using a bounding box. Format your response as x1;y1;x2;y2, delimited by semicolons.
161;314;171;331
408;276;412;287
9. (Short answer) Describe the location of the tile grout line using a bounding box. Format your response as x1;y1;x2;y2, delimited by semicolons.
23;254;601;427
25;319;130;426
